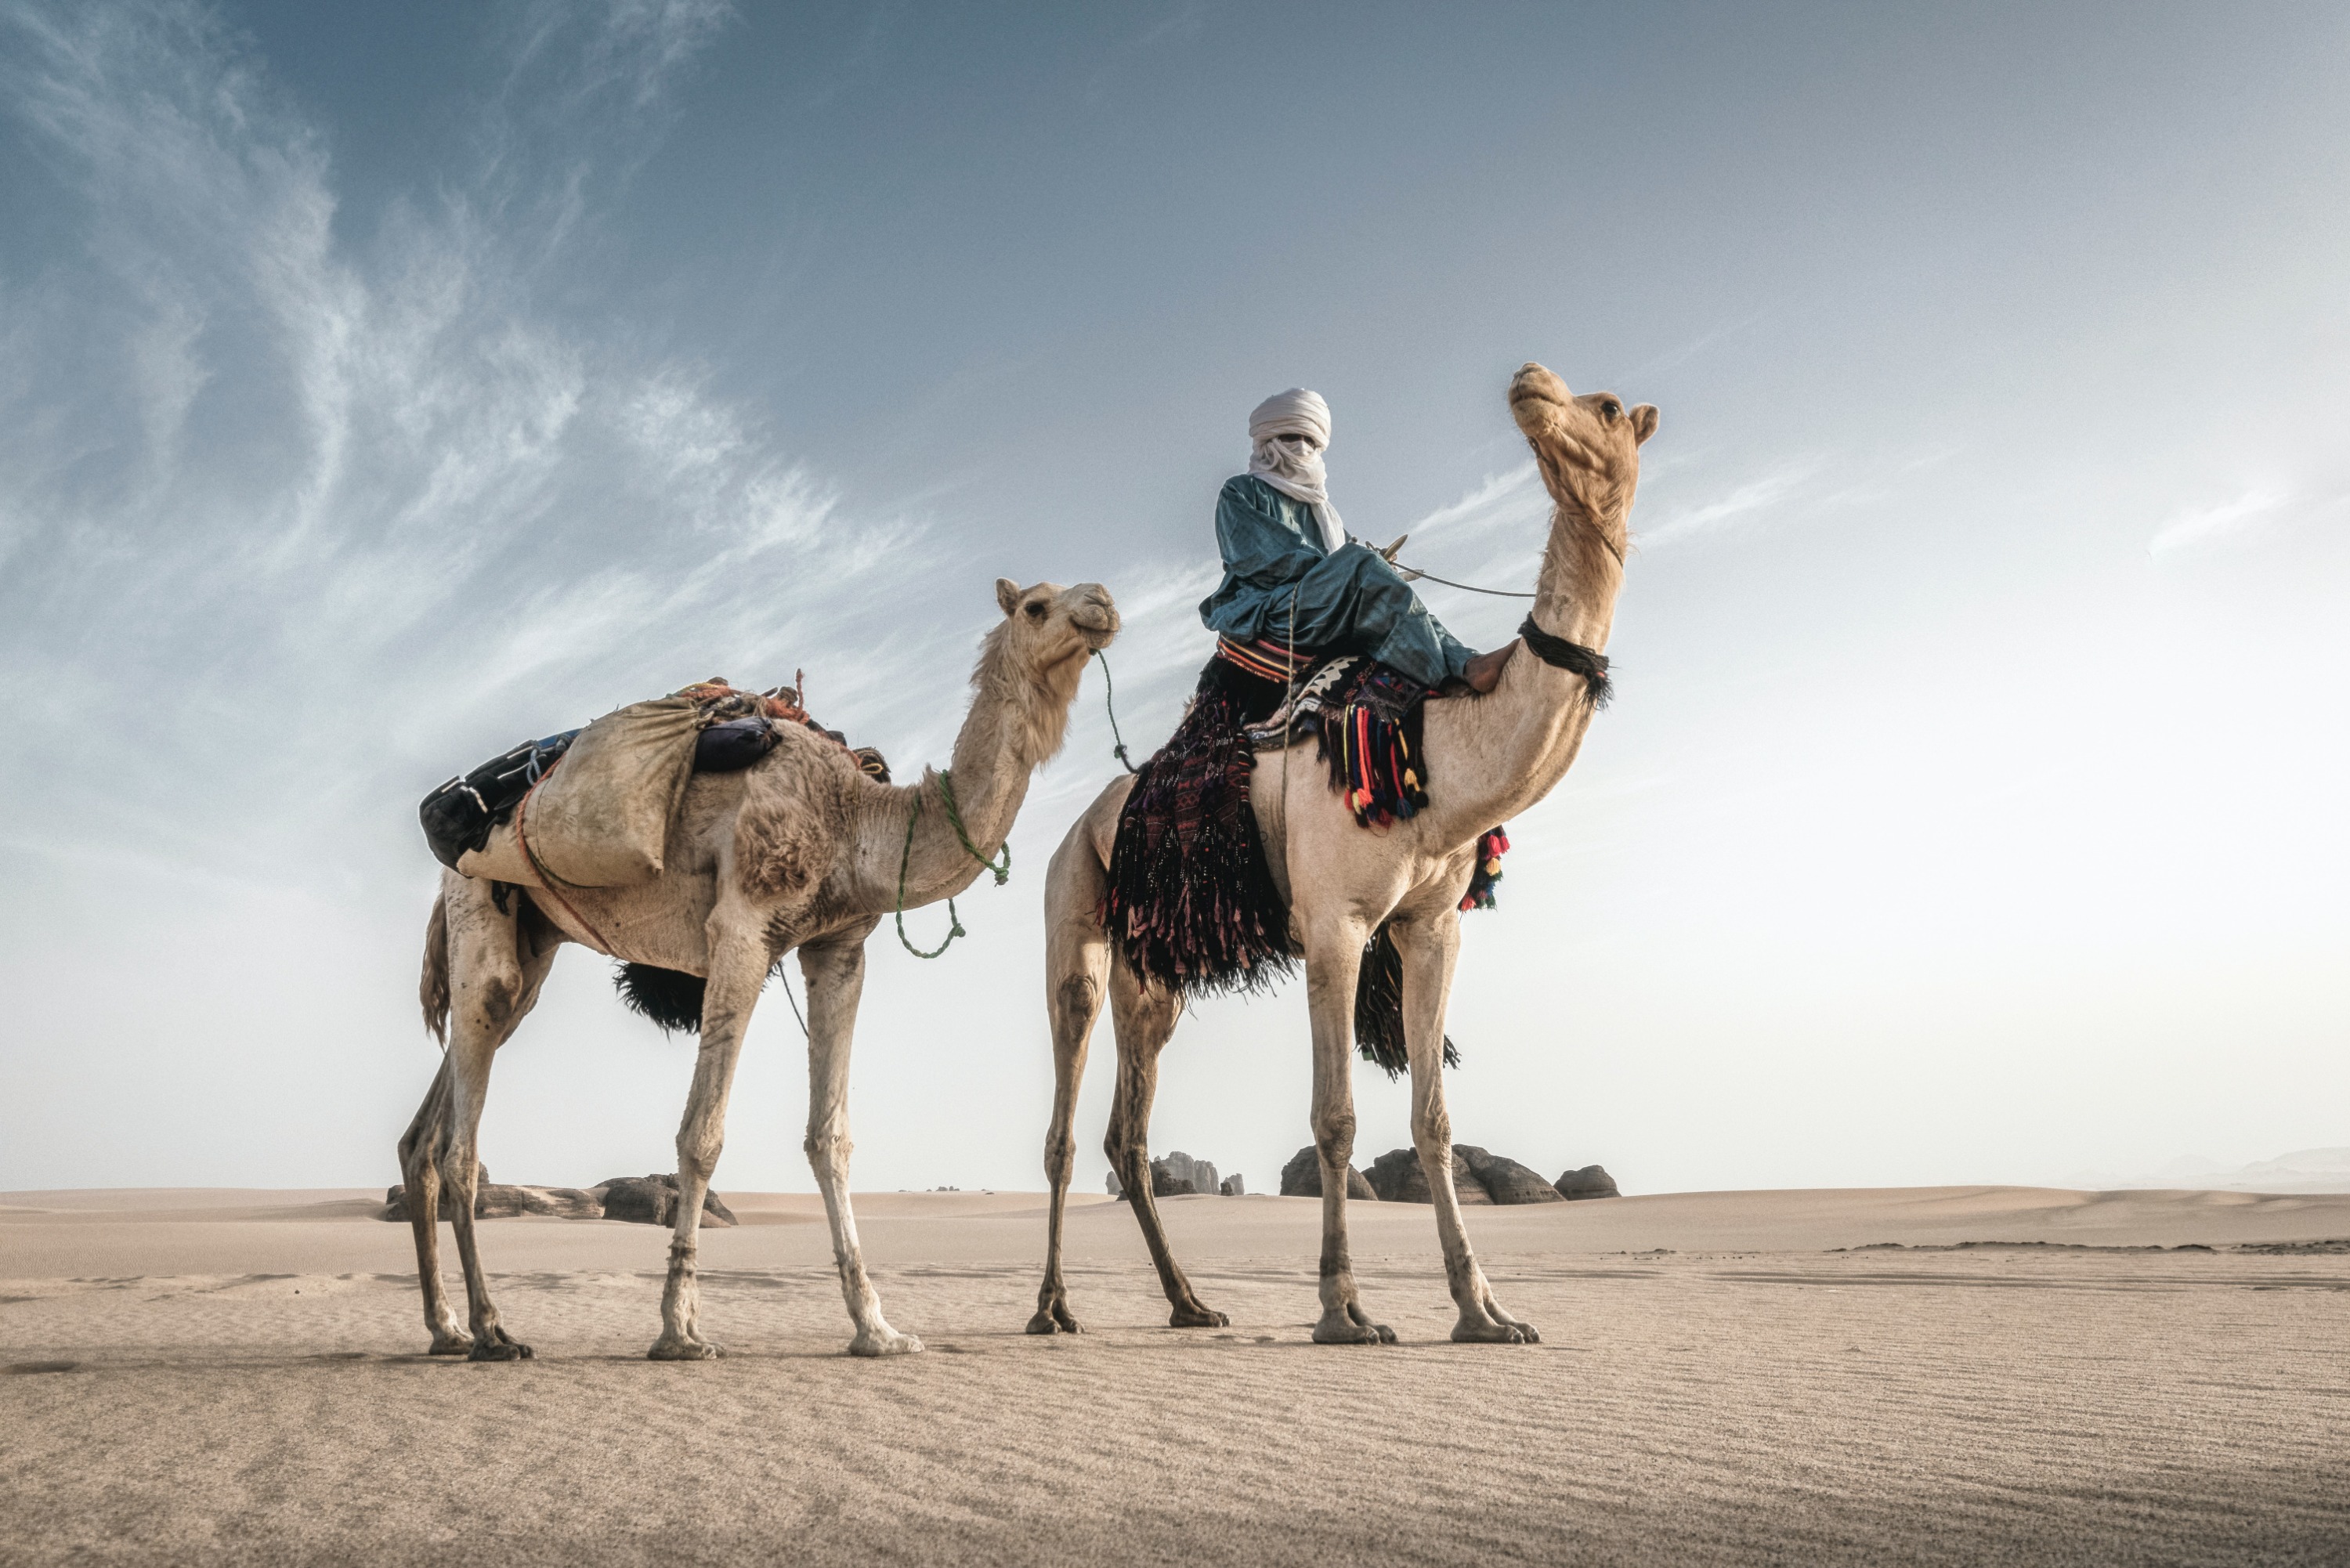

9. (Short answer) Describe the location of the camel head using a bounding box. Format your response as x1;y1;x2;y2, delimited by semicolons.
978;578;1121;763
1507;361;1657;548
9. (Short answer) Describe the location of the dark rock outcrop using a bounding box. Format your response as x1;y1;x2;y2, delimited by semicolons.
1554;1165;1621;1201
1365;1147;1494;1205
381;1181;602;1222
1220;1174;1246;1196
591;1175;739;1227
1455;1146;1566;1205
1279;1145;1376;1200
1154;1151;1220;1197
1113;1151;1235;1200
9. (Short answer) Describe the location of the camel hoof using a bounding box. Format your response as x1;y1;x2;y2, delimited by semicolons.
1312;1312;1394;1346
1452;1318;1532;1346
466;1331;533;1362
427;1333;474;1357
1025;1302;1085;1335
848;1330;924;1358
1170;1304;1229;1328
647;1335;721;1361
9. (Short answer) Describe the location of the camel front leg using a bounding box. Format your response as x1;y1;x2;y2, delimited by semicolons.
1305;912;1393;1345
798;934;921;1357
649;925;769;1361
1398;913;1535;1344
1029;881;1109;1334
1102;959;1227;1328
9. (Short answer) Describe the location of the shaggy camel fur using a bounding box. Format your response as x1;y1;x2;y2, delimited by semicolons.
403;579;1118;1360
1030;363;1653;1344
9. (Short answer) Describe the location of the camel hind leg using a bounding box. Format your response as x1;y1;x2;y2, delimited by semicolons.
1029;807;1115;1335
1104;956;1228;1328
415;871;557;1361
395;1057;468;1354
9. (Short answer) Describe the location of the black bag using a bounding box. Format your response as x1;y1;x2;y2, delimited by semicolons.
690;717;779;773
418;730;580;870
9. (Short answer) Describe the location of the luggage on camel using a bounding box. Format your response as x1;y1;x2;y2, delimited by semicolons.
419;730;580;872
418;678;889;887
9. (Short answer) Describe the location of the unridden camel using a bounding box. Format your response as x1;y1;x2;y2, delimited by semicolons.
403;579;1118;1360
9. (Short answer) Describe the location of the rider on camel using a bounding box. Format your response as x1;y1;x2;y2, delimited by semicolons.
1198;388;1514;695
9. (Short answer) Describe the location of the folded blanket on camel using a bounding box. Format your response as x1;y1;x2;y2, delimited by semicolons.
418;677;888;883
1101;635;1509;1076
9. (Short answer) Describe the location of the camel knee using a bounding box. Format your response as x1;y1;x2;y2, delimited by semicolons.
1054;972;1100;1048
678;1133;725;1184
1313;1110;1358;1169
803;1126;851;1172
1411;1106;1453;1154
1043;1126;1076;1186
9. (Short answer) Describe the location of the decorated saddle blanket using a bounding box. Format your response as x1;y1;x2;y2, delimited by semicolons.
419;677;889;877
1102;638;1512;1071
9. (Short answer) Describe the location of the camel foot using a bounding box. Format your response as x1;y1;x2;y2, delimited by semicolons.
1312;1306;1396;1345
848;1328;924;1358
647;1334;722;1361
1451;1315;1534;1345
465;1326;533;1362
1025;1297;1085;1335
1169;1302;1229;1328
426;1331;474;1357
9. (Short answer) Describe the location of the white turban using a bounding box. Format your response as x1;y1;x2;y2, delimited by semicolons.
1248;388;1347;553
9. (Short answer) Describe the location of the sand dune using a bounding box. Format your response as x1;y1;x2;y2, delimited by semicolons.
4;1185;2346;1565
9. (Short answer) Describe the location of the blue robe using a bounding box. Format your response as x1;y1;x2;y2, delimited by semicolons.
1196;474;1474;688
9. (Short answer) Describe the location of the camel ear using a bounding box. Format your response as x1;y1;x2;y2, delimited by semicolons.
1630;404;1659;445
995;578;1022;617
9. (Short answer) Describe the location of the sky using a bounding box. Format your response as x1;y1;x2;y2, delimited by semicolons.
1;0;2344;1200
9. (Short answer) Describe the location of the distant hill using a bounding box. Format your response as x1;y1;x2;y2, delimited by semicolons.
2067;1147;2350;1194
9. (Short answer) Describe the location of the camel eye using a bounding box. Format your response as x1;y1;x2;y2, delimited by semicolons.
1600;400;1622;421
1025;602;1047;620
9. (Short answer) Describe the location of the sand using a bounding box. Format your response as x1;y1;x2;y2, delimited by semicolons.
3;1185;2346;1566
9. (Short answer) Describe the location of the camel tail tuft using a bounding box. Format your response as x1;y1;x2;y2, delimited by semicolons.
1352;921;1460;1078
420;890;452;1044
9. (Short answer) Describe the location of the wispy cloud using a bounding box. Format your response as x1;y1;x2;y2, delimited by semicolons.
0;0;967;881
2146;488;2287;558
1639;457;1825;550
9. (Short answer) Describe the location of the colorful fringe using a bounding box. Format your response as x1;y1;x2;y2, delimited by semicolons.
1306;663;1434;829
1103;681;1299;997
1460;827;1510;911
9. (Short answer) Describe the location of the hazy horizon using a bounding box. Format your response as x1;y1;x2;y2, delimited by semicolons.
2;0;2345;1200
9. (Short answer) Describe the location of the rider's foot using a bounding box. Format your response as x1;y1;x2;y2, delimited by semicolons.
1462;642;1517;694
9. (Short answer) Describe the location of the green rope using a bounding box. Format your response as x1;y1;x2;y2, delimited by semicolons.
937;769;1010;884
893;769;1006;959
1094;649;1137;774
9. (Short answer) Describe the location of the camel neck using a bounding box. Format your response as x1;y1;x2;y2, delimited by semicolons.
1525;493;1624;653
1414;493;1629;837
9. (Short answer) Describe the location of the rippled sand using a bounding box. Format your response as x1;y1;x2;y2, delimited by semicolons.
5;1186;2347;1565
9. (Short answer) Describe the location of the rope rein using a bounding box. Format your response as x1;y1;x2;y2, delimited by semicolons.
893;769;1007;959
1393;564;1536;598
1094;649;1138;773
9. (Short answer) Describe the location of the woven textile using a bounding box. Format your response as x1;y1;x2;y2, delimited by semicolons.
1102;660;1298;997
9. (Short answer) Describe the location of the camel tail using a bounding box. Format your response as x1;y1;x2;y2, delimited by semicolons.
420;889;452;1044
1353;921;1459;1079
